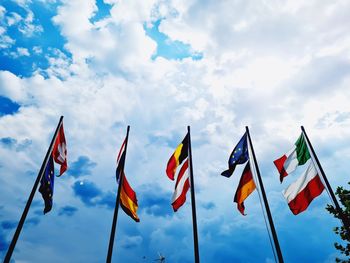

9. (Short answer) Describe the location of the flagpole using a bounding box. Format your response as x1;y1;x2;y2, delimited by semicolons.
106;125;130;263
187;126;200;263
246;126;284;263
4;116;64;263
301;126;350;235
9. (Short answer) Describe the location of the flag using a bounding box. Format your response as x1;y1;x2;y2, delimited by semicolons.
221;133;249;177
116;138;140;222
166;133;190;211
39;155;55;214
282;162;324;215
234;161;256;215
166;133;189;180
222;132;256;215
38;121;68;214
52;124;68;176
273;133;310;182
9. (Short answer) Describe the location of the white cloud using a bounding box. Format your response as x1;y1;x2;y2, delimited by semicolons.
32;46;42;54
18;10;43;36
0;26;15;49
0;5;5;17
16;47;30;56
7;12;22;26
1;0;350;262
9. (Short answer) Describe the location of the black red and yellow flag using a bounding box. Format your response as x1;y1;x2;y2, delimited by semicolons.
116;139;140;222
166;133;189;180
234;161;256;215
166;133;190;212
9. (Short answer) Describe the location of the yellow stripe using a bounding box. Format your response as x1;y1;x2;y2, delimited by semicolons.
120;188;139;220
173;143;183;164
170;143;183;174
237;179;256;204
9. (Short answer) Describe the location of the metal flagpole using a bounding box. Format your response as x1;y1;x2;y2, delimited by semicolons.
246;126;284;263
301;126;350;236
187;126;200;263
4;116;64;263
106;125;130;263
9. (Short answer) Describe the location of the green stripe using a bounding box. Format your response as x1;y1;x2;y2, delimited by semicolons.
295;134;310;165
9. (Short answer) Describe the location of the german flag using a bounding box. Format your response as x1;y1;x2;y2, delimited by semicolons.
116;138;140;222
166;133;189;180
233;161;256;215
119;172;140;222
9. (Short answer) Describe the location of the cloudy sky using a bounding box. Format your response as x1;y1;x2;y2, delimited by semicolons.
1;0;350;262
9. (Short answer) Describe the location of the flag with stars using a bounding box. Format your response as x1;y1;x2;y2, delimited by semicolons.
221;132;249;177
39;155;55;214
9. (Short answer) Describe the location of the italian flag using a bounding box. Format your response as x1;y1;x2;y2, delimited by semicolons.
274;134;311;182
282;162;325;215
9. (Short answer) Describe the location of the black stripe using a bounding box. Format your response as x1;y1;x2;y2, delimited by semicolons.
178;133;189;164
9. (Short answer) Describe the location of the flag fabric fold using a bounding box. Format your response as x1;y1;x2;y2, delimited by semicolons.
171;159;190;212
52;124;68;176
39;155;55;214
273;133;310;182
116;138;140;222
234;161;256;215
166;133;189;180
166;133;190;212
282;162;324;215
221;133;249;178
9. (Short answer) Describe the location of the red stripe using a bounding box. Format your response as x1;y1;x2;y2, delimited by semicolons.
175;159;189;189
122;174;137;204
117;139;126;163
172;178;190;212
234;162;255;215
166;155;177;180
287;175;325;215
273;155;288;182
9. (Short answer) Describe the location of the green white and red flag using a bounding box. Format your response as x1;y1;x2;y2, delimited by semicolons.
274;134;310;182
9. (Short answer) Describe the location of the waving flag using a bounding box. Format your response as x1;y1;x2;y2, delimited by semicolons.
116;138;140;222
39;156;55;214
274;133;310;182
38;121;68;213
275;133;325;215
166;133;189;180
234;161;256;215
166;133;190;211
52;124;68;176
221;133;249;177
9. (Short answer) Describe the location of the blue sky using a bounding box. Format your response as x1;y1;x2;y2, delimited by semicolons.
1;0;350;262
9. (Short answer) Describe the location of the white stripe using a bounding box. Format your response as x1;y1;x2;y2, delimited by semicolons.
171;168;190;203
247;138;257;186
283;162;318;202
302;133;327;189
283;146;298;175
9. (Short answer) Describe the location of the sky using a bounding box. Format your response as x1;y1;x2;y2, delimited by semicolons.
0;0;350;262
